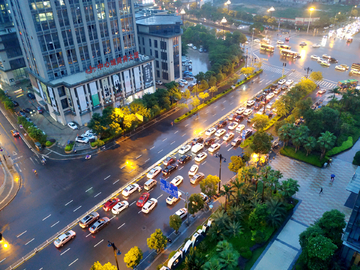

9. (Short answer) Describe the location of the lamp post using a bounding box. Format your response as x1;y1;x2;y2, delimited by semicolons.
304;67;312;78
307;7;315;33
180;9;186;23
225;0;231;13
267;6;275;17
108;241;121;270
250;28;254;67
215;153;226;194
335;12;341;27
221;17;227;40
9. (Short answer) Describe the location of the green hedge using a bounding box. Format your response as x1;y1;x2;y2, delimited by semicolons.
326;136;353;157
174;69;263;123
65;142;74;152
240;135;254;148
264;115;281;131
45;140;55;147
280;146;328;168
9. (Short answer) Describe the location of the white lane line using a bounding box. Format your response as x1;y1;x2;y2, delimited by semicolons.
60;248;70;256
25;238;35;246
0;258;6;264
94;239;104;248
214;105;218;108
118;223;125;229
145;158;150;163
113;179;119;185
42;214;51;221
129;169;135;173
182;134;186;137
130;201;136;206
16;230;27;238
110;216;115;221
86;233;91;238
185;124;189;127
174;131;178;134
227;146;233;151
85;187;93;192
136;154;142;160
68;258;78;267
170;141;175;145
221;107;225;110
104;175;111;180
138;210;142;214
202;161;207;165
230;102;233;105
94;192;101;198
73;206;82;212
51;221;60;228
158;149;163;154
157;194;163;200
179;166;184;170
222;100;226;103
120;165;125;170
162;138;167;141
65;200;73;206
150;146;155;150
29;157;35;164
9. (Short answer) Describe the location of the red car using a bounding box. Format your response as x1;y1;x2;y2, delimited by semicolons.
136;192;150;207
103;198;120;211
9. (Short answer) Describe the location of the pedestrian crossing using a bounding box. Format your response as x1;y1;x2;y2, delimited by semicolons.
261;64;337;89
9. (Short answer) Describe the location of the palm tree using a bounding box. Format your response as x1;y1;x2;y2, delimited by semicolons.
227;205;245;222
279;178;300;201
226;220;243;237
212;210;230;230
266;198;287;228
278;123;293;146
218;249;240;270
268;175;280;194
317;131;336;159
184;247;205;270
202;258;221;270
238;166;257;183
260;166;272;179
216;240;232;253
220;184;235;212
303;136;317;156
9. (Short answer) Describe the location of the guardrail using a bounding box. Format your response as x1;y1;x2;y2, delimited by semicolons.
6;73;286;269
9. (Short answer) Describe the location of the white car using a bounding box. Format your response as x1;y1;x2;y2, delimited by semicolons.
236;124;245;133
254;39;260;43
54;230;76;248
243;109;253;116
313;43;321;48
76;136;89;143
192;46;197;50
84;130;95;137
278;79;286;85
147;166;162;178
67;122;78;130
335;65;346;71
179;145;191;155
322;54;331;59
247;100;255;107
317;89;327;94
191;143;204;153
142;198;158;214
277;40;284;44
215;129;226;137
236;107;245;114
188;164;199;176
228;122;238;130
175;208;188;219
195;152;207;162
179;79;188;85
223;132;235;142
122;183;140;197
320;60;330;67
156;80;163;85
285;80;294;86
166;192;182;205
112;201;129;215
311;55;320;60
170;176;183;187
266;93;275;100
208;143;221;153
205;127;217;136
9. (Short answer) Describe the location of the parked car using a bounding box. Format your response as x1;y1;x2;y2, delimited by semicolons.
37;106;44;114
89;217;110;234
67;122;78;130
112;201;129;214
53;230;76;248
79;212;99;228
103;198;120;211
76;136;89;144
170;176;184;186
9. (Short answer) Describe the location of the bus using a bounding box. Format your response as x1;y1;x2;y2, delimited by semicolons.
280;49;299;59
260;44;275;52
277;44;291;50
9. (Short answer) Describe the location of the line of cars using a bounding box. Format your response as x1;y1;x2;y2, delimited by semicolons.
75;129;96;144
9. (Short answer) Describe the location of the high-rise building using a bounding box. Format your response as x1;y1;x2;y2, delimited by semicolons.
8;0;155;126
0;0;27;86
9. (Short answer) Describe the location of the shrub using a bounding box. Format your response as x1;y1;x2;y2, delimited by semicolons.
97;139;105;146
327;136;353;156
253;230;265;244
45;140;55;147
353;151;360;166
168;251;176;260
91;141;98;147
280;146;328;167
241;250;253;259
65;145;72;151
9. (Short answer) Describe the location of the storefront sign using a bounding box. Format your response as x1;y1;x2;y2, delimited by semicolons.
85;52;139;74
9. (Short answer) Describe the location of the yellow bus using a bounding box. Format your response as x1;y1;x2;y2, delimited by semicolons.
260;43;275;52
280;49;299;59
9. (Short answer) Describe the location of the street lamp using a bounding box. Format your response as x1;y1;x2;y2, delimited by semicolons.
221;17;227;40
108;241;121;270
307;7;315;33
180;9;186;23
267;6;275;17
304;67;312;78
225;0;231;12
214;153;226;193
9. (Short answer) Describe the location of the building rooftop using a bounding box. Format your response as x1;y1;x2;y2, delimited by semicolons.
136;15;182;26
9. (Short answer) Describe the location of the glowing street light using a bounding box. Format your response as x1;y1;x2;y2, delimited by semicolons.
221;17;227;40
225;0;231;12
267;6;275;17
307;7;315;33
180;8;186;22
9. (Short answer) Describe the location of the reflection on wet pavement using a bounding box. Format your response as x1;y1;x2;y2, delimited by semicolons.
184;48;210;75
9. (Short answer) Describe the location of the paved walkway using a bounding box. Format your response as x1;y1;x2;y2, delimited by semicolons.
252;154;356;270
0;156;20;211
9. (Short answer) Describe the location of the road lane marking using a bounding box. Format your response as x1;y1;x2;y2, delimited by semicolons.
162;138;167;141
0;258;6;264
182;134;186;137
104;175;111;180
170;141;175;145
230;102;233;105
73;206;82;212
214;105;218;108
25;238;35;246
29;157;35;164
130;201;136;206
136;154;142;159
150;146;155;150
222;100;226;103
86;233;91;238
110;216;115;221
60;248;70;256
174;131;178;134
94;239;104;248
158;149;163;154
227;146;233;151
68;258;78;267
120;165;125;170
145;158;150;163
185;124;189;127
138;210;142;214
179;166;184;170
94;192;101;198
65;200;73;206
42;214;51;221
85;187;93;192
157;194;163;200
129;169;135;173
113;179;119;185
202;161;207;165
221;108;225;110
16;230;27;238
118;223;125;229
51;221;60;228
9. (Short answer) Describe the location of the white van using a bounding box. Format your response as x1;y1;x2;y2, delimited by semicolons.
144;179;157;190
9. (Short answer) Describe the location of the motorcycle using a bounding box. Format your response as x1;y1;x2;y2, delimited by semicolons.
85;155;91;160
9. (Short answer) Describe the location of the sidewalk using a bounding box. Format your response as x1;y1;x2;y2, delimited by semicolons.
0;155;21;211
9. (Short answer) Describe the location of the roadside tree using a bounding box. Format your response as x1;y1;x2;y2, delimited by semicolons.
309;71;323;81
251;114;270;131
90;261;117;270
200;174;220;197
169;214;183;234
147;229;167;253
187;193;205;215
279;178;299;200
250;131;273;154
124;246;143;269
228;156;245;173
198;92;209;104
240;67;255;76
317;131;336;159
273;99;289;117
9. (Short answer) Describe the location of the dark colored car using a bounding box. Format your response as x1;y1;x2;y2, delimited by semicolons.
163;156;176;166
255;94;264;101
11;130;19;137
216;120;228;128
270;84;277;91
228;114;236;121
27;93;36;99
19;111;26;117
37;106;44;114
178;155;191;164
103;198;120;211
254;103;263;110
234;115;243;122
136;192;150;207
244;129;253;138
24;108;32;113
204;137;216;146
12;100;19;107
329;57;338;63
162;165;177;176
281;85;288;91
191;137;204;146
266;111;274;118
263;88;271;94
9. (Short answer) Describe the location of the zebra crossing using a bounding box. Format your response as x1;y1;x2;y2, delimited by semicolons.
261;64;337;89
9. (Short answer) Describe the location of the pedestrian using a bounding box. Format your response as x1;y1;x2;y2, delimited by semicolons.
319;187;323;194
171;122;173;126
331;174;335;182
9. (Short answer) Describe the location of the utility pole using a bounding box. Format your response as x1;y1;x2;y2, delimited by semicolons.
186;192;190;225
215;153;226;193
282;62;286;77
